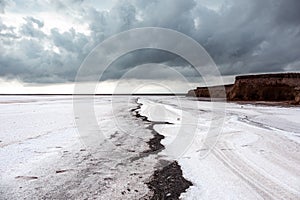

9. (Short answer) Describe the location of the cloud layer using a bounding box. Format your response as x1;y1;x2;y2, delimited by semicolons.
0;0;299;83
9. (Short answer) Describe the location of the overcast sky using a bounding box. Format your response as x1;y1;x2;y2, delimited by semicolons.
0;0;299;93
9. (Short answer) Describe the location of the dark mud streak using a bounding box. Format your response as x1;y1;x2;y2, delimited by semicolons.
131;98;193;200
131;101;169;155
146;161;193;200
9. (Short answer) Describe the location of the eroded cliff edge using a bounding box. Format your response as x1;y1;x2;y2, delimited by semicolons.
187;73;300;104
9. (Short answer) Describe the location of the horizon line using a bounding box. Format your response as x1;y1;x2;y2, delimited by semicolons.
0;93;187;96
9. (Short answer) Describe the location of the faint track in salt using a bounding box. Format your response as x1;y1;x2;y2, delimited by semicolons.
212;142;299;200
212;110;300;199
236;114;300;170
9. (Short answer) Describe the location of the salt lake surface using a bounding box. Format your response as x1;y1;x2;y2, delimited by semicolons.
0;95;299;199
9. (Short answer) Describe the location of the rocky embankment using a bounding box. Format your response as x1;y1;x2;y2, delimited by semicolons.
187;73;300;104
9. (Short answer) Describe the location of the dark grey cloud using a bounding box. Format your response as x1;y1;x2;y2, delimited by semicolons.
101;49;191;81
25;16;44;28
190;0;300;75
20;17;46;38
0;0;11;13
0;0;300;84
0;20;18;39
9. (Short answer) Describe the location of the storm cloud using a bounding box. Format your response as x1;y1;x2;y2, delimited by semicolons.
0;0;299;83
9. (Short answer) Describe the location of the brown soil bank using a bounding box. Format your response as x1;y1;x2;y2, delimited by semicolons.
187;73;300;104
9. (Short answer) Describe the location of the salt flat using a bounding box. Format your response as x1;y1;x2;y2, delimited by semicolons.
0;96;155;199
140;96;300;199
0;95;299;199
